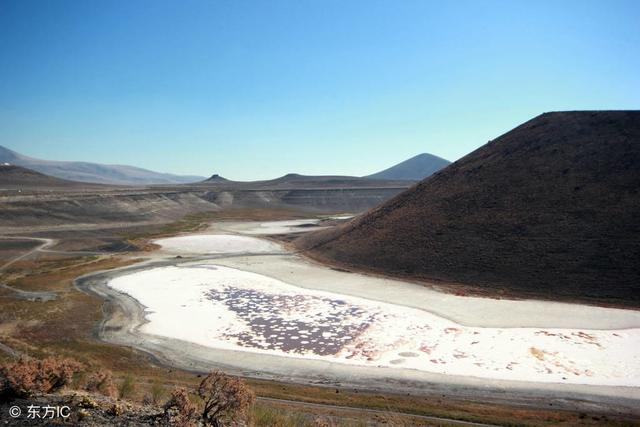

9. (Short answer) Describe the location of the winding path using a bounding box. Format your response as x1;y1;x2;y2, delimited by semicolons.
0;236;104;273
0;236;105;303
0;236;55;272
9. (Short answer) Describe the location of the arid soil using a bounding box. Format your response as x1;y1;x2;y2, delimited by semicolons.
0;392;162;426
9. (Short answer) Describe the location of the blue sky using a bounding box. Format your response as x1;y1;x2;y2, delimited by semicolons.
1;0;638;180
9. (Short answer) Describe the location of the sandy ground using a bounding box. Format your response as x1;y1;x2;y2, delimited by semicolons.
74;219;640;415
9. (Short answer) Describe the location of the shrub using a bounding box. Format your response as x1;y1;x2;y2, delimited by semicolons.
71;370;87;389
118;374;136;399
163;387;197;426
85;369;117;398
150;380;166;405
197;370;255;426
0;355;82;398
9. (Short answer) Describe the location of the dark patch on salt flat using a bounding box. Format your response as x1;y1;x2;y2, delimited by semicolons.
205;286;375;356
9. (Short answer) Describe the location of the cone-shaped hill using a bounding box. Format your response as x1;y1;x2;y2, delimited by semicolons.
202;173;230;183
365;153;450;180
297;111;640;306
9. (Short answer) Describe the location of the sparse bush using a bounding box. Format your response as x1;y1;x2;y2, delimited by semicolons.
0;355;82;398
197;370;255;426
85;369;117;398
72;370;87;389
118;374;136;399
163;387;197;426
151;380;166;405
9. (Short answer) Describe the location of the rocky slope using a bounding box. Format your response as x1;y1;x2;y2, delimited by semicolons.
297;111;640;306
0;391;165;426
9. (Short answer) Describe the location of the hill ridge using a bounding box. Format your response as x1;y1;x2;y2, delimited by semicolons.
0;145;205;185
298;110;640;306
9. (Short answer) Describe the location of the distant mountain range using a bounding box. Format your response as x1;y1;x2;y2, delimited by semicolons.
298;111;640;307
0;145;205;185
201;152;450;186
364;153;450;180
1;143;448;186
0;163;97;190
199;172;412;190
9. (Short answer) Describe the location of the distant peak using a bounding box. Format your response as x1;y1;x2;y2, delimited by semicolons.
205;173;228;182
364;152;451;181
273;173;305;182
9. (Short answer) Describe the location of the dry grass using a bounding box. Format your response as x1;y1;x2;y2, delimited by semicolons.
2;255;132;292
244;378;640;426
252;403;318;426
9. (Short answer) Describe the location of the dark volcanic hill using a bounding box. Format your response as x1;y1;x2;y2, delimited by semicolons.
0;145;205;185
202;173;230;183
365;153;451;180
297;111;640;306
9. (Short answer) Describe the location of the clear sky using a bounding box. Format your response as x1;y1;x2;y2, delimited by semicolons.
1;0;639;180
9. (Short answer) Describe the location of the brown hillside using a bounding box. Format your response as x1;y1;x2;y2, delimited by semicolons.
0;164;85;189
297;111;640;306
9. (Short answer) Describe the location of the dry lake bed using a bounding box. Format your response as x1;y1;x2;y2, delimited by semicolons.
76;219;640;409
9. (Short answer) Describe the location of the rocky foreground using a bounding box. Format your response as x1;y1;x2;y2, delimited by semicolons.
0;391;164;426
